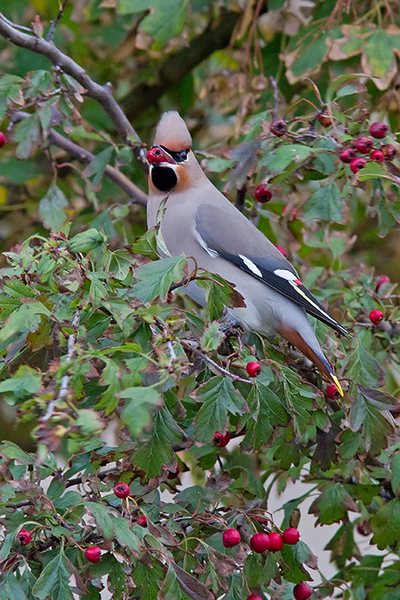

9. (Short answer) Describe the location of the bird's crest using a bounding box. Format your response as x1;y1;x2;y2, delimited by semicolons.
154;111;192;152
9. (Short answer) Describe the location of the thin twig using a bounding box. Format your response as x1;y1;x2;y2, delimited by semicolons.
0;13;140;145
42;310;80;422
180;340;253;385
10;111;147;206
46;0;69;42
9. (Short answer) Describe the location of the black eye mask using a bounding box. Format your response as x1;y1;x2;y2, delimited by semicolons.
159;145;188;163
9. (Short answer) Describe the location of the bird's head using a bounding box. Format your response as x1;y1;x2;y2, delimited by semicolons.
147;111;204;193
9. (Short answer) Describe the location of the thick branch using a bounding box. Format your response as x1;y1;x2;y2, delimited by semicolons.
0;13;140;145
123;10;241;120
10;111;146;205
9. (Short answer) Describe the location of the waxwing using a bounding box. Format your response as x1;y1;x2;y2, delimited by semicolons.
146;111;348;395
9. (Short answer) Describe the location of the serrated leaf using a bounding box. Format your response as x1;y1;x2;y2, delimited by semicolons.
200;322;224;351
69;228;107;254
302;182;343;222
0;572;29;600
121;386;162;438
243;381;288;449
141;0;189;49
309;483;358;525
113;517;140;550
195;375;246;442
39;183;68;231
345;343;385;387
110;250;135;280
263;143;313;172
0;301;50;341
132;256;188;303
13;113;41;159
158;564;183;600
371;499;400;549
32;549;73;600
86;502;114;539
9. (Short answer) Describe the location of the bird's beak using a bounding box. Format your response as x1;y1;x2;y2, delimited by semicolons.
146;145;177;165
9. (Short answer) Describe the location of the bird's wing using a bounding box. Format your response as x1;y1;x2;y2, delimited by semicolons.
195;203;349;337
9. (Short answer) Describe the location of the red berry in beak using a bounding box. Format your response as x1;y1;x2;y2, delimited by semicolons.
147;146;166;164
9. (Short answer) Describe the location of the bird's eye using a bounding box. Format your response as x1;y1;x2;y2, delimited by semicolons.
177;150;188;161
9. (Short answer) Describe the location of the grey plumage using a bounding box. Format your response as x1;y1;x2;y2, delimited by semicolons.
146;111;347;395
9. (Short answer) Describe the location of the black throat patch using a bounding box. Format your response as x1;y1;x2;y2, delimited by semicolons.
151;166;178;192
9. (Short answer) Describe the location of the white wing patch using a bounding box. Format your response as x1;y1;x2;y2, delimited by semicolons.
239;255;262;277
274;269;298;281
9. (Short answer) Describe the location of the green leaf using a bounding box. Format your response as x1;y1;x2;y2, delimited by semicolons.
82;146;113;190
132;409;185;478
0;572;29;600
109;250;135;280
197;272;245;322
121;387;162;438
309;483;357;525
286;28;331;82
302;182;343;222
132;256;187;303
113;517;140;550
141;0;189;49
32;549;74;600
195;375;246;442
158;564;184;600
39;183;68;231
69;228;107;254
130;229;158;258
13;113;41;159
85;502;115;539
371;499;400;550
0;365;41;400
349;394;394;455
392;452;400;496
345;343;385;387
262;144;313;172
243;380;288;449
200;322;224;352
0;301;50;341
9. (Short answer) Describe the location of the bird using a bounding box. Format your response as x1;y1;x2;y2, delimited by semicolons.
146;111;349;396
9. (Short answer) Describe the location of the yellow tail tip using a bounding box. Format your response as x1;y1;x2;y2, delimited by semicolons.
330;373;344;397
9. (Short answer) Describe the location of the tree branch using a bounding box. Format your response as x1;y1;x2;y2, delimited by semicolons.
10;111;147;206
123;10;241;120
0;12;141;145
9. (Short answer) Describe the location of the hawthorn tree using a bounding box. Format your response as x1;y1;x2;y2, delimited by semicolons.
0;1;399;599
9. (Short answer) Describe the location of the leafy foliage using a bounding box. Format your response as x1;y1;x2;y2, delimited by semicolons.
0;1;399;599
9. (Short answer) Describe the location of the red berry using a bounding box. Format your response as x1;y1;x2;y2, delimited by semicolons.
213;431;231;447
246;361;261;377
376;275;390;291
247;595;263;600
18;529;31;545
354;136;373;153
270;119;287;136
326;384;340;400
381;143;397;160
85;546;101;563
275;245;287;257
350;157;367;174
167;464;180;479
339;148;356;163
317;111;331;127
255;184;272;203
370;150;384;162
250;532;271;553
293;582;313;600
222;528;241;548
0;132;6;147
369;309;384;325
282;527;300;545
137;515;147;527
268;532;283;551
113;482;130;499
369;122;389;139
146;146;165;163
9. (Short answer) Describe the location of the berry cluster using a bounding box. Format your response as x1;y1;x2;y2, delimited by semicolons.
223;526;313;599
339;122;395;174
